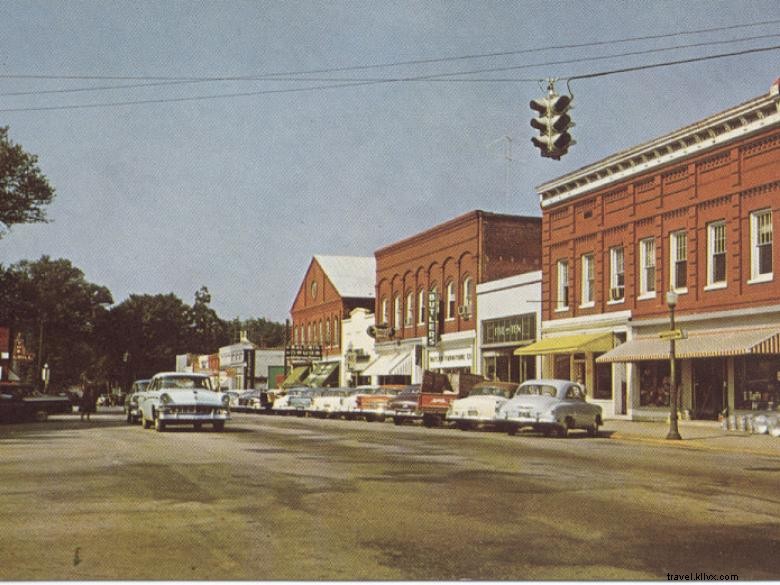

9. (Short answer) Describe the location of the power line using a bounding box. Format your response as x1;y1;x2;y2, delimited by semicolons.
1;17;779;83
2;31;778;99
1;43;778;113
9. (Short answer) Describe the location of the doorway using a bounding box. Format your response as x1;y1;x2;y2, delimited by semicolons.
693;358;725;420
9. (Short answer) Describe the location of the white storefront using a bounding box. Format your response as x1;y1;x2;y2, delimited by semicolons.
340;307;378;386
476;271;542;383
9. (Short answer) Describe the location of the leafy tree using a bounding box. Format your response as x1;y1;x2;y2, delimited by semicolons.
0;127;56;236
189;286;230;354
239;316;286;347
0;256;112;388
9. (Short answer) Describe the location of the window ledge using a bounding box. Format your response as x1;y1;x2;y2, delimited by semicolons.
637;292;656;301
554;307;570;313
703;283;728;291
579;302;595;309
672;287;688;295
607;299;625;305
748;274;773;285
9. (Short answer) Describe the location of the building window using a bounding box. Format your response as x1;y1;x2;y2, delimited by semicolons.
462;276;473;310
333;317;339;346
609;247;625;302
405;292;414;327
670;230;687;291
318;320;323;344
707;221;727;286
639;238;656;297
751;209;773;281
446;281;456;320
581;254;594;306
556;260;569;310
325;319;331;346
417;289;426;324
307;324;312;344
381;297;389;325
393;295;402;330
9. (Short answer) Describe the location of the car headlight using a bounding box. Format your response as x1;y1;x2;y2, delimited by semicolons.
160;393;172;405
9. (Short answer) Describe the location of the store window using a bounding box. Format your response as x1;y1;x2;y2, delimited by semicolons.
594;358;612;399
638;362;677;407
556;260;569;310
609;246;625;302
405;291;414;327
735;355;780;410
670;230;688;291
750;209;773;282
553;354;569;380
639;238;656;297
707;221;727;286
581;253;595;307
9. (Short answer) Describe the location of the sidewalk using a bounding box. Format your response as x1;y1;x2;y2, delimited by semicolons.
603;418;780;457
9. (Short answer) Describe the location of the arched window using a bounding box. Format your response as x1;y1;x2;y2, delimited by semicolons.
417;289;426;324
446;281;456;320
393;295;402;331
381;297;389;325
307;323;312;344
405;291;414;327
462;276;473;310
333;317;340;346
326;319;331;346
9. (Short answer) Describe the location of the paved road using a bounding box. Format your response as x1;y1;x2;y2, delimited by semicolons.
1;411;779;580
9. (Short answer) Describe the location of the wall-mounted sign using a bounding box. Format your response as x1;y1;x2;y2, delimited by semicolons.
427;291;440;347
428;348;473;369
482;313;536;346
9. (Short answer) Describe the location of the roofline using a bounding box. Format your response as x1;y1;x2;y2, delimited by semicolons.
536;79;780;208
374;210;541;256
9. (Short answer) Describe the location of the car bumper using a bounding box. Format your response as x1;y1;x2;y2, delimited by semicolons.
158;411;230;422
447;414;498;425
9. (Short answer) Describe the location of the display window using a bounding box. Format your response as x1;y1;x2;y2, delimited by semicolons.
639;361;672;407
735;356;780;411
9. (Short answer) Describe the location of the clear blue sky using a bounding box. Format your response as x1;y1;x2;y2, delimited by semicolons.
1;0;778;322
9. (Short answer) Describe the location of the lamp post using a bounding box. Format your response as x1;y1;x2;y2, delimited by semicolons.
41;362;50;393
666;290;682;440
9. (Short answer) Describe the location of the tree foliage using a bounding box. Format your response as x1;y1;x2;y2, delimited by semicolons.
0;127;56;236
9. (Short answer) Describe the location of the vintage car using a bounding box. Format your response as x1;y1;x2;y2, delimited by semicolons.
0;382;73;423
341;386;400;422
446;381;519;430
137;372;230;432
124;378;150;424
271;387;308;415
496;378;602;438
307;388;353;418
390;384;422;425
287;387;326;416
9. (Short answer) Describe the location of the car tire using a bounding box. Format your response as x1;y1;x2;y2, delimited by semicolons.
555;419;571;438
455;421;469;431
213;421;225;432
587;420;600;437
126;412;133;424
155;417;166;432
194;422;202;430
142;413;153;429
507;424;519;436
393;416;403;426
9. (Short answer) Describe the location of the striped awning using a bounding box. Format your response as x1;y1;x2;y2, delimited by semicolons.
514;332;614;356
280;366;309;389
304;361;340;387
596;328;780;363
362;352;409;377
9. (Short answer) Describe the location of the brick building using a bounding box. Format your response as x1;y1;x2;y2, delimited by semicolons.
521;78;780;420
366;210;541;384
289;255;375;387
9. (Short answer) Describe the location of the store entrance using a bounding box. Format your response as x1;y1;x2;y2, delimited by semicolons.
693;358;726;420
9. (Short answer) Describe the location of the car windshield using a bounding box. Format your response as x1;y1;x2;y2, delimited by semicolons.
469;386;513;398
516;384;558;397
133;381;150;392
159;376;211;390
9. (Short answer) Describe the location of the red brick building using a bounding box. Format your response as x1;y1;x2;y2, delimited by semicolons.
289;256;375;386
366;210;541;384
523;79;780;420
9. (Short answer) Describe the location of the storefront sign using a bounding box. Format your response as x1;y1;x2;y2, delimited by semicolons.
427;292;439;347
428;348;473;369
482;314;536;346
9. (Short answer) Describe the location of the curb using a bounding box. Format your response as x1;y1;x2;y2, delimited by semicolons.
608;431;780;458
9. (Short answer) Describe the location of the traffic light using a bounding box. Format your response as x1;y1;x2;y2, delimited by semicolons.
530;87;574;160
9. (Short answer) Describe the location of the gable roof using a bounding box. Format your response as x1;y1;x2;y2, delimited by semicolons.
314;255;376;299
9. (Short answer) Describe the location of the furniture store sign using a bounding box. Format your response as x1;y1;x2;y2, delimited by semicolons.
428;348;473;369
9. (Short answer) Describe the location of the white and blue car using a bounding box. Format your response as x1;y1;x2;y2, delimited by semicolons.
497;379;602;438
137;372;230;432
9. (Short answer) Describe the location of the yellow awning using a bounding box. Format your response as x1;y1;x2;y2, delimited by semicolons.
514;332;614;356
280;366;309;389
596;328;780;363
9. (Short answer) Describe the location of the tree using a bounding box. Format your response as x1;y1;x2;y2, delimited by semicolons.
239;317;286;347
188;286;230;354
0;127;56;236
0;256;112;388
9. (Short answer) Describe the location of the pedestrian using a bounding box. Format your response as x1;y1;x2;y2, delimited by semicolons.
79;376;98;422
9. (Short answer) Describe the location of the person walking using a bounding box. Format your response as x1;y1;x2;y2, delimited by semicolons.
79;377;98;422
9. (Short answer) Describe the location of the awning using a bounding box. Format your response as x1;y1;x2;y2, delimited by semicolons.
304;361;340;387
280;366;309;389
596;328;780;363
514;332;614;356
362;352;409;377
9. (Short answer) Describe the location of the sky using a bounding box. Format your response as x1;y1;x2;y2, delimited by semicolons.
1;0;779;323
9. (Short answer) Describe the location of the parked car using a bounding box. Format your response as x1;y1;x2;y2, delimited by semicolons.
235;389;262;412
308;388;353;418
341;386;398;422
446;381;519;430
288;387;326;416
390;384;422;425
0;382;73;423
496;379;602;438
124;378;150;424
272;388;306;415
137;372;230;432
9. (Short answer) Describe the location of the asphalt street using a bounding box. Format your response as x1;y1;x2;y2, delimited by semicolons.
1;410;779;580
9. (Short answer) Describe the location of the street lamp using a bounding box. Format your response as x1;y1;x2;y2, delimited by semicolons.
666;290;682;440
41;362;50;393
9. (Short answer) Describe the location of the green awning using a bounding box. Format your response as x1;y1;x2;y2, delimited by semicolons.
514;332;614;356
280;366;309;389
304;361;340;387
